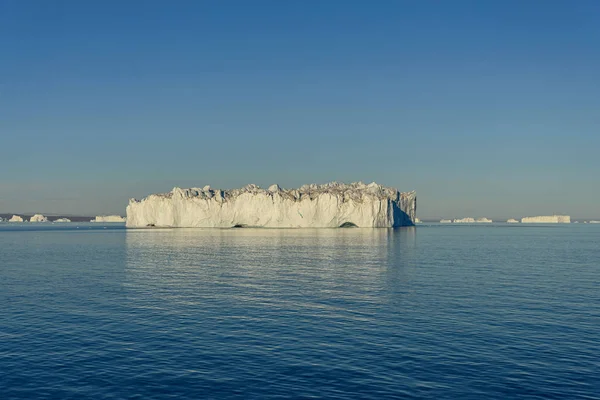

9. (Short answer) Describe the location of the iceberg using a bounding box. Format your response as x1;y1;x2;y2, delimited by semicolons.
126;182;416;228
53;218;71;223
507;218;519;223
521;215;570;223
452;217;493;223
440;219;452;223
590;220;600;224
91;215;127;223
453;217;475;223
9;215;24;222
29;214;48;222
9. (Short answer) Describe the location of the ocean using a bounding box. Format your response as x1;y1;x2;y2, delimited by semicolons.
1;223;599;399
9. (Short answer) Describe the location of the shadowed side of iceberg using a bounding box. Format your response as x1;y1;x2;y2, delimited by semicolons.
126;182;416;228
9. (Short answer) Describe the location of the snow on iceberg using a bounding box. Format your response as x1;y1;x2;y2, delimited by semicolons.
126;182;416;228
91;215;127;223
30;214;48;222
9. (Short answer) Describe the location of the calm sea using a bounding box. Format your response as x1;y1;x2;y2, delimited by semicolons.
1;223;599;399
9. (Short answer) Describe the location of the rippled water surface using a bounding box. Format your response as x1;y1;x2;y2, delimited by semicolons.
1;223;599;399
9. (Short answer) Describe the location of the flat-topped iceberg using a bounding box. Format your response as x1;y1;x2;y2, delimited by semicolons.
126;182;416;228
53;218;71;223
521;215;570;223
91;215;127;223
30;214;48;222
507;218;519;223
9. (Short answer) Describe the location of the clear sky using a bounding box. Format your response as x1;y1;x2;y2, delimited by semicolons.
1;0;599;219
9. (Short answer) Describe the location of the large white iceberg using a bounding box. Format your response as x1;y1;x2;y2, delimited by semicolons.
91;215;127;223
29;214;48;222
126;182;416;228
9;215;24;222
521;215;570;223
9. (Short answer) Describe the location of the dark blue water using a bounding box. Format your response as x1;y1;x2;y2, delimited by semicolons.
1;223;599;399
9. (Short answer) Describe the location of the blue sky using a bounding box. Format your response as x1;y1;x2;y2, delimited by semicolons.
1;0;599;218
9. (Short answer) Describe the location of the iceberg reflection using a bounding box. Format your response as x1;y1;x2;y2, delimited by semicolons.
124;228;418;308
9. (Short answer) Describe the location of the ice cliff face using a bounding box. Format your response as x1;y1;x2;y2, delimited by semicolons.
30;214;48;222
126;182;416;228
92;215;127;223
521;215;570;223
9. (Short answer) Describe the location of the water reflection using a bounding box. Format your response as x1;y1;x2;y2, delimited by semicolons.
124;228;418;308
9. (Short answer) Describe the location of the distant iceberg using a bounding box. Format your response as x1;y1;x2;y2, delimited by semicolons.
521;215;570;223
453;217;475;223
590;220;600;224
440;219;452;223
452;217;492;223
126;182;417;228
91;215;126;223
9;215;24;222
506;218;519;223
53;218;71;223
29;214;48;222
